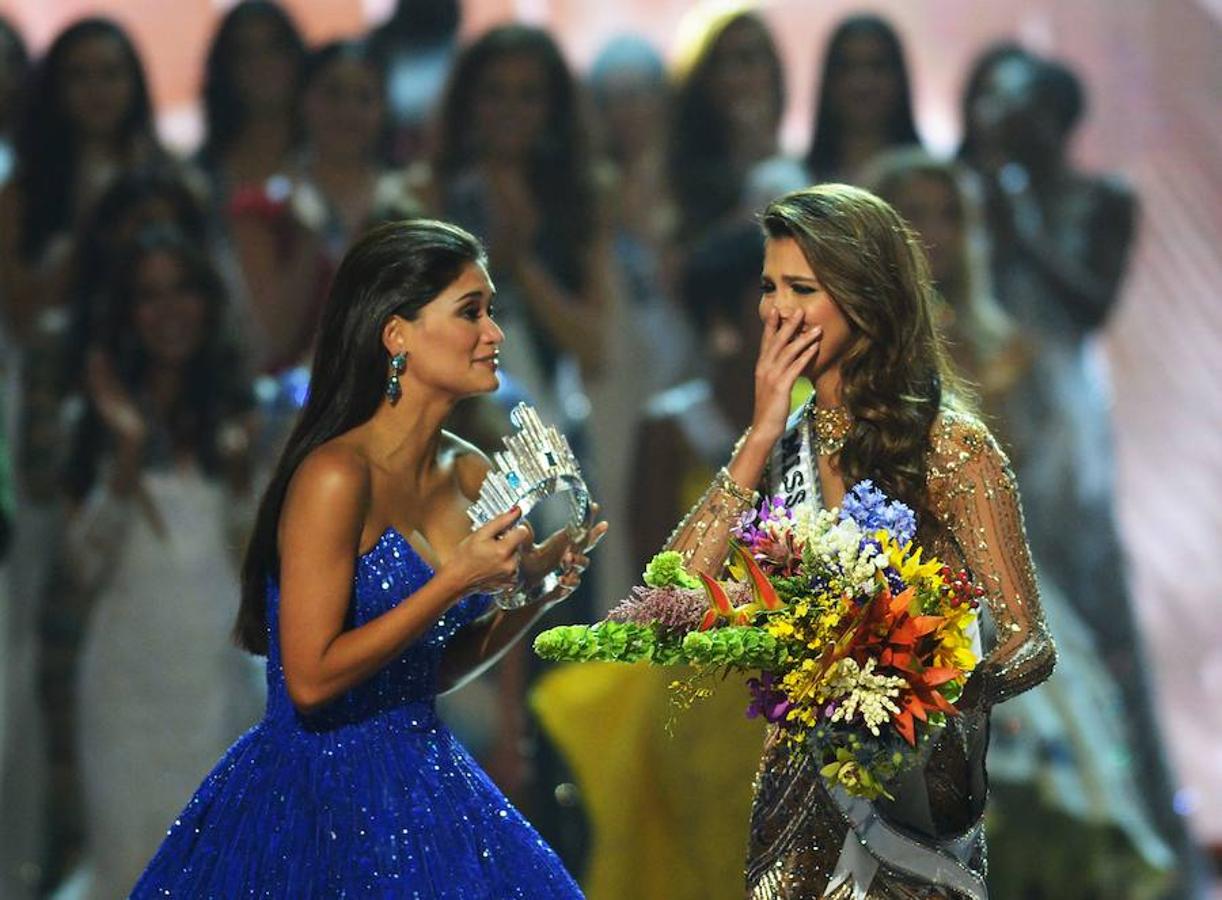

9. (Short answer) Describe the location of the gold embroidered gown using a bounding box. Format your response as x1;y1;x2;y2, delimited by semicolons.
665;410;1056;899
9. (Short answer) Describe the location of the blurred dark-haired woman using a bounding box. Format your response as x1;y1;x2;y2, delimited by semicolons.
669;7;789;242
63;228;262;899
66;166;212;348
867;148;1177;899
420;24;615;404
0;16;163;495
860;149;1025;424
962;48;1209;897
955;41;1030;173
294;41;420;256
805;14;922;184
417;29;621;813
0;17;161;337
197;0;318;381
198;0;304;201
228;38;421;379
536;220;773;900
0;23;162;891
588;34;695;393
33;165;217;890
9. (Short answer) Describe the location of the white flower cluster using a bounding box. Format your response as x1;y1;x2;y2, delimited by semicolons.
791;506;833;544
822;658;906;736
801;509;889;594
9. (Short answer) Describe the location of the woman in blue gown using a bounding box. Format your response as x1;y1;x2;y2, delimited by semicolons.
132;219;603;898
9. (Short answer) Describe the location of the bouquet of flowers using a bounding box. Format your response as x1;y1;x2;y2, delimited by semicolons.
534;482;982;800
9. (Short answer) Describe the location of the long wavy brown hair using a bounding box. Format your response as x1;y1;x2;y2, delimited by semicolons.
761;184;971;521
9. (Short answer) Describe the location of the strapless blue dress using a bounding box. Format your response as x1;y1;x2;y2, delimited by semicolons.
132;526;583;898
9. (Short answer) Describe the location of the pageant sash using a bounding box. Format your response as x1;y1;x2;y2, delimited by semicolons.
768;402;817;514
765;400;989;900
824;788;987;900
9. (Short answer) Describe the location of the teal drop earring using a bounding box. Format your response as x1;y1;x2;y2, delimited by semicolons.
386;353;407;403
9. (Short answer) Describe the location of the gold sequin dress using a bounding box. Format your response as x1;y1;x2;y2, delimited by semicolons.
665;409;1056;899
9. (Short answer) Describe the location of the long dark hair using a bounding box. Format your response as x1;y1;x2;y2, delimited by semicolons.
301;38;387;153
0;16;29;71
303;39;386;94
669;11;785;235
0;16;31;127
432;25;596;267
761;185;966;522
68;165;210;347
368;0;460;49
199;0;306;172
65;227;250;502
806;15;920;181
234;219;486;654
15;17;157;262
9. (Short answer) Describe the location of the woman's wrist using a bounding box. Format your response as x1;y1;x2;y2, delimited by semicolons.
725;427;775;501
714;467;758;507
432;561;475;603
743;422;782;451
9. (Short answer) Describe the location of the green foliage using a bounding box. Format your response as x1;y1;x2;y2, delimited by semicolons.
533;622;687;665
642;551;700;589
680;627;789;669
770;575;813;603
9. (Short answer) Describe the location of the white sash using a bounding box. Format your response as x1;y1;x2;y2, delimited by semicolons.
768;402;818;512
765;400;988;900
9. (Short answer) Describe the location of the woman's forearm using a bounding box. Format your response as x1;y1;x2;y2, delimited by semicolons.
727;428;773;495
290;567;469;712
664;430;765;578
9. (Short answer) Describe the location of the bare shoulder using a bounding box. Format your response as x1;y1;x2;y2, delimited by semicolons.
442;431;492;501
285;439;373;521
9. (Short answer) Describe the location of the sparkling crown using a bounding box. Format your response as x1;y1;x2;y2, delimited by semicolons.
467;403;592;539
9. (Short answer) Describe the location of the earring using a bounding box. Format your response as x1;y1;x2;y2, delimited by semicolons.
386;353;407;403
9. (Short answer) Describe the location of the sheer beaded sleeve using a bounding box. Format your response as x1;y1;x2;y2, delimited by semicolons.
927;414;1056;707
663;466;759;579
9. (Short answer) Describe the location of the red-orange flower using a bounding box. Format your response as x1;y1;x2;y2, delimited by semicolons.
842;586;963;745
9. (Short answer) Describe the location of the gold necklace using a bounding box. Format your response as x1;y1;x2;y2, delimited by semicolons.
808;403;852;455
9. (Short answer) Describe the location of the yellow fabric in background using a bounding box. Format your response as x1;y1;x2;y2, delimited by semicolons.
531;663;765;900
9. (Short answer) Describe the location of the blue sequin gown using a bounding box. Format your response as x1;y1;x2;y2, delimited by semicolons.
132;526;583;898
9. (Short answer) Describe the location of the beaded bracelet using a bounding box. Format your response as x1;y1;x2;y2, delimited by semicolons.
715;466;759;507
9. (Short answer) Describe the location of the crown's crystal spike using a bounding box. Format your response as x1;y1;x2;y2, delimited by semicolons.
466;404;594;608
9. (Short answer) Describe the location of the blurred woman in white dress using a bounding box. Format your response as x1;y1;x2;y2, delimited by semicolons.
57;229;262;899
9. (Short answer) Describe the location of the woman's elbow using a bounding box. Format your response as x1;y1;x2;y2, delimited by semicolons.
285;671;331;714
